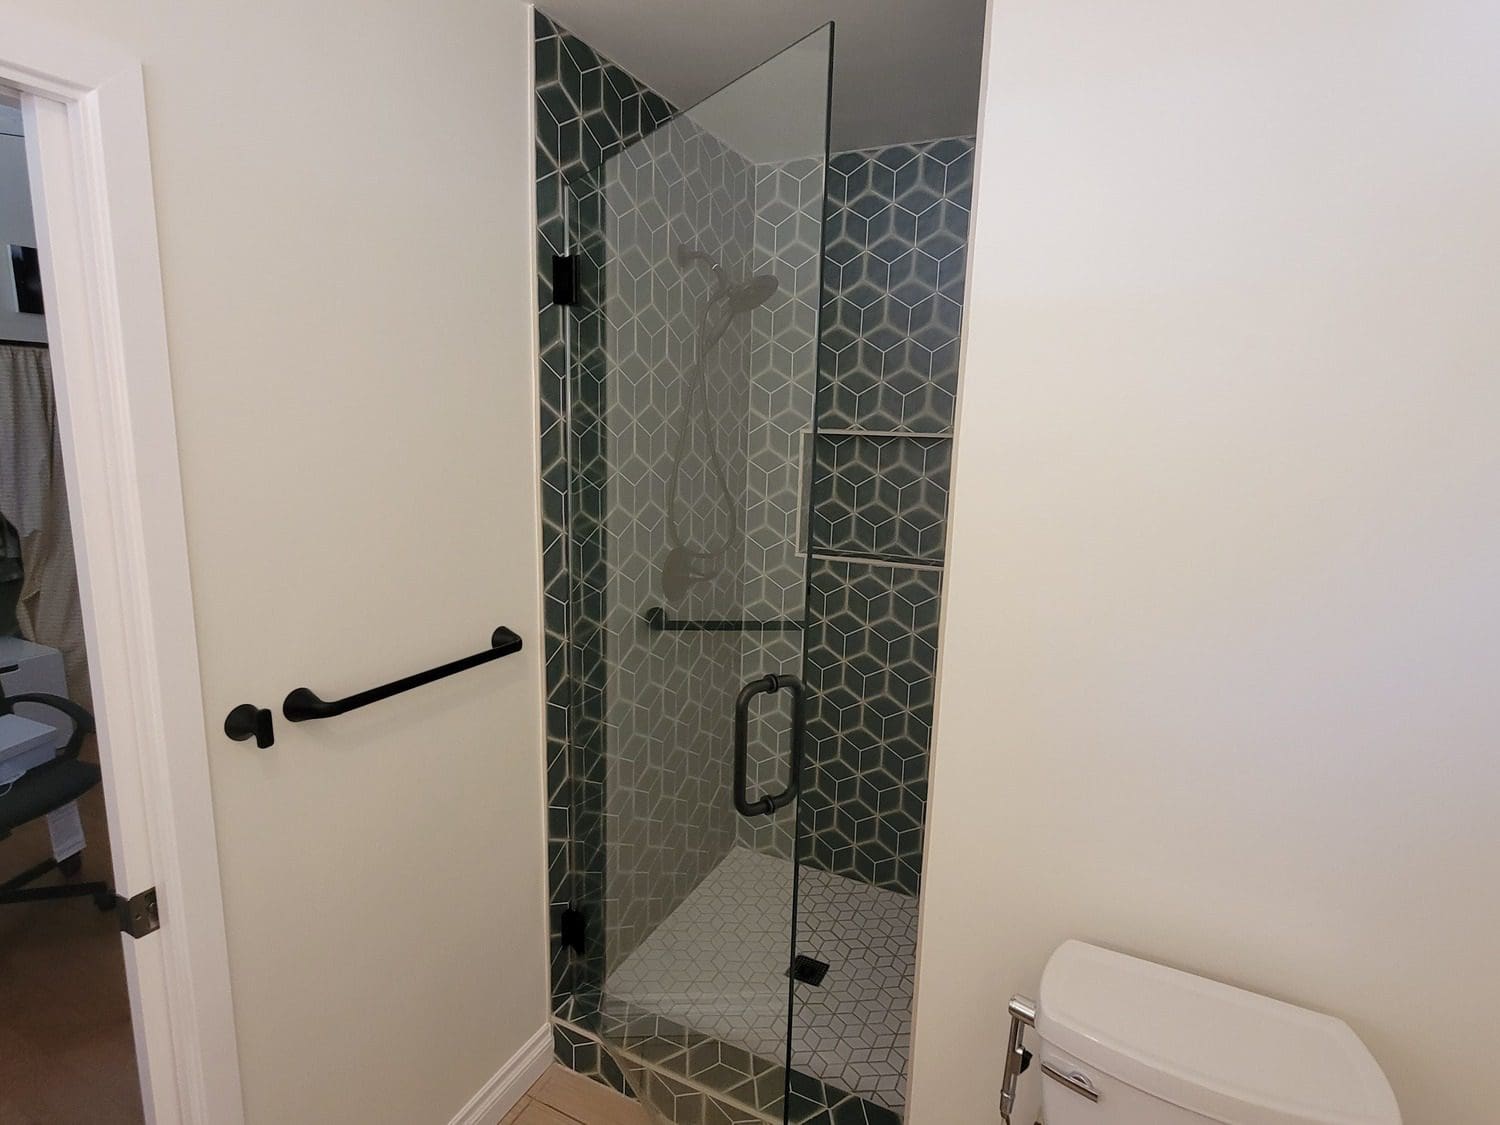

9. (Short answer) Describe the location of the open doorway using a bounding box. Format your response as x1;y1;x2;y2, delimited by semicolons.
0;92;145;1124
0;20;244;1123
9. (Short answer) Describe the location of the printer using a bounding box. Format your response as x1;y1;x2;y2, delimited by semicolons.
1;635;86;858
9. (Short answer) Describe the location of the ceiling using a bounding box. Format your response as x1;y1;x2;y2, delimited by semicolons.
535;0;988;153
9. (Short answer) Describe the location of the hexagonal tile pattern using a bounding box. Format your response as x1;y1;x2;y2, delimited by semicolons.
552;1021;636;1100
579;116;762;974
604;847;917;1112
553;994;900;1124
557;67;826;979
795;136;972;916
819;139;974;434
802;560;942;897
737;155;826;865
534;11;679;1004
810;435;951;563
534;17;973;1115
569;110;792;977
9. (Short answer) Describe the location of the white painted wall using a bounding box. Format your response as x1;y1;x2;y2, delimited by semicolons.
910;2;1500;1123
0;107;47;343
0;3;549;1123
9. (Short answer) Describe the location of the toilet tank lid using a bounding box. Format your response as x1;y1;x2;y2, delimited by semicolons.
1036;942;1400;1125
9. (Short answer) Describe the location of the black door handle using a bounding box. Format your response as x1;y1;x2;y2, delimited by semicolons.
732;673;804;817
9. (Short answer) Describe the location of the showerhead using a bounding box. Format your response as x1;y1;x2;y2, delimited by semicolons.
723;273;780;313
672;245;779;313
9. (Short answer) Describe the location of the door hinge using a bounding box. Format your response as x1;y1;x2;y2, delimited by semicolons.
559;906;587;955
551;254;580;307
117;886;160;939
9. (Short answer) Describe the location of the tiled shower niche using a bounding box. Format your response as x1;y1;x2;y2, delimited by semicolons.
533;10;973;1120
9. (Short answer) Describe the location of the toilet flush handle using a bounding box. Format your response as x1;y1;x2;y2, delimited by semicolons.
999;995;1036;1123
1041;1061;1100;1103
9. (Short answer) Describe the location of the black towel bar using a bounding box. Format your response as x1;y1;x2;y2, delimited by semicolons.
282;626;523;723
642;606;803;633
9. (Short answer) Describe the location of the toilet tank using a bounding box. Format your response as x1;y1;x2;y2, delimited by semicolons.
1034;942;1401;1125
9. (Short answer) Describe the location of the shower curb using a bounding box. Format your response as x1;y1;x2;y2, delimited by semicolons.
551;1010;902;1125
553;1014;773;1124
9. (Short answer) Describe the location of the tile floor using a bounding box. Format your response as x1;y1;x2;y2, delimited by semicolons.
502;1064;653;1125
604;847;917;1110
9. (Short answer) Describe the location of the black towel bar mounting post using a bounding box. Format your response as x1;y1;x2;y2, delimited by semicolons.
224;703;275;748
282;626;523;723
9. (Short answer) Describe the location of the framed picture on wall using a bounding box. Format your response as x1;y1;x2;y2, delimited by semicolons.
9;244;43;315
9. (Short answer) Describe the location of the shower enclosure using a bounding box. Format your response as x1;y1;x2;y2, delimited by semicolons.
551;25;880;1124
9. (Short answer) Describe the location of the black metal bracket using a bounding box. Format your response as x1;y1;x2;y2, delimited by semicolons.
560;906;587;956
282;626;523;723
551;254;579;306
10;245;44;314
117;886;160;939
224;703;274;748
643;606;802;633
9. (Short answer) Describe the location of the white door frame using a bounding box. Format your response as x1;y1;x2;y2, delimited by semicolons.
2;15;244;1125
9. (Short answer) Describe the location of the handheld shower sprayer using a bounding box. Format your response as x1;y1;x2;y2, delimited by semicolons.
661;246;782;602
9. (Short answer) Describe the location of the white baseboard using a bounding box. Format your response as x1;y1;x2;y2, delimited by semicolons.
447;1023;553;1125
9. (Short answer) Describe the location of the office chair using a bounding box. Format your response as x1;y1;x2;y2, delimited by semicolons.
0;681;115;911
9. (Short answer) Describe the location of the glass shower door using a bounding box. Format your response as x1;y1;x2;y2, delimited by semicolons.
562;25;833;1124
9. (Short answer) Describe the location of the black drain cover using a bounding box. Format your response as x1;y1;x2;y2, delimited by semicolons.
788;955;830;986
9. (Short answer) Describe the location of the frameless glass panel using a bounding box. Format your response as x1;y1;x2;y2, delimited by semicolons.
562;25;833;1124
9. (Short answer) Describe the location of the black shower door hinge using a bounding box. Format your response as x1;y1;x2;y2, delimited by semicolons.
560;906;588;955
117;886;160;939
551;254;580;307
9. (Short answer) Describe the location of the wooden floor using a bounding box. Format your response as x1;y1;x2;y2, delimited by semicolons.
0;735;144;1125
502;1065;653;1125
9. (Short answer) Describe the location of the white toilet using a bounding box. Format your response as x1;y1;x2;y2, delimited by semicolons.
1016;941;1401;1124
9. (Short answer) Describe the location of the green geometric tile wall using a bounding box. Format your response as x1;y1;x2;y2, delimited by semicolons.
534;5;975;993
735;154;829;865
810;434;952;565
531;17;975;1119
573;107;770;975
801;138;973;897
819;140;973;434
801;559;942;895
533;9;677;1007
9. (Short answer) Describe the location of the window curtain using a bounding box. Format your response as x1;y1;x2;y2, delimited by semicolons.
0;342;90;709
